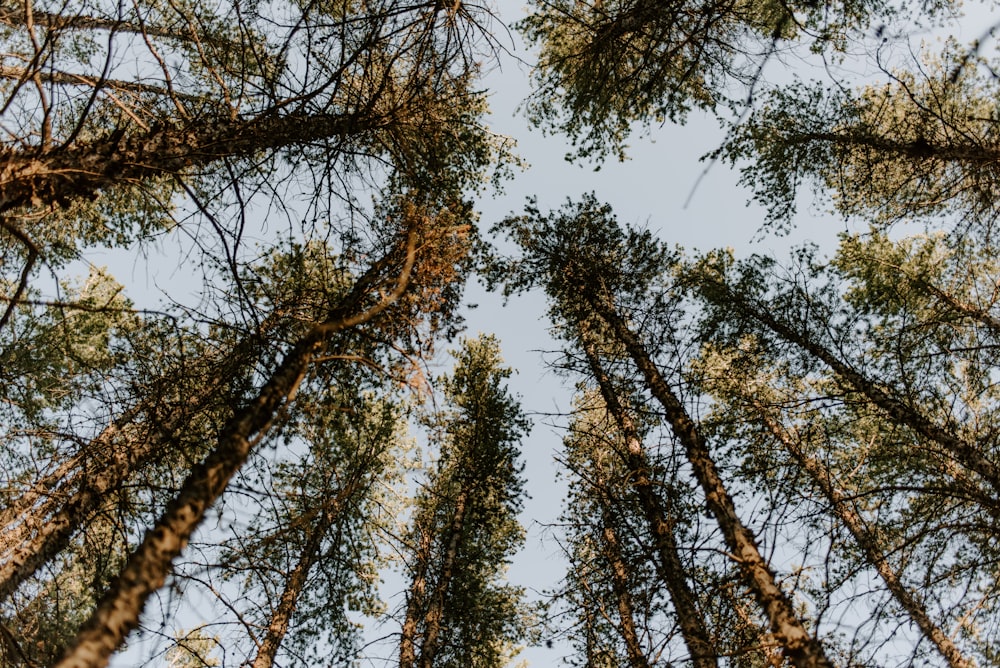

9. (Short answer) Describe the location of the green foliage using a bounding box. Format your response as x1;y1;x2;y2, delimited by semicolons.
517;0;946;163
722;41;1000;231
401;335;534;668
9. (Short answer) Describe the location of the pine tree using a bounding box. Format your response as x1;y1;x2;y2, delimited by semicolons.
399;335;533;668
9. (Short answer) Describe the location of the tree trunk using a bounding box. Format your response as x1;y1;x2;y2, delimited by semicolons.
0;347;250;603
399;526;433;668
0;111;394;214
580;337;718;668
589;292;836;668
51;333;319;668
599;505;653;668
416;486;469;668
51;234;417;668
729;287;1000;501
757;409;972;668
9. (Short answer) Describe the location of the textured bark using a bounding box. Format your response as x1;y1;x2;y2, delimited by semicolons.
0;420;134;603
0;111;392;214
249;464;372;668
589;293;836;668
416;487;469;668
249;505;333;667
599;510;653;668
757;411;972;668
580;336;718;668
737;294;1000;500
399;527;432;668
50;234;416;668
51;334;319;668
0;347;247;602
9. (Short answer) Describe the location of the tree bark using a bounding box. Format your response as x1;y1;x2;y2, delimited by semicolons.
756;409;972;668
589;292;836;668
50;233;416;668
598;500;653;668
729;288;1000;501
248;470;367;668
416;486;469;668
50;333;319;668
399;526;432;668
580;337;718;668
0;347;252;603
0;110;395;214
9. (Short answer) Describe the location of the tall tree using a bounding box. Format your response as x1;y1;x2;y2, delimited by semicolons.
686;233;999;665
398;335;533;668
489;195;835;667
517;0;956;163
551;389;707;668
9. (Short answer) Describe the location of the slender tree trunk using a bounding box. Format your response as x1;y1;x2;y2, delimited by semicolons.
416;487;469;668
399;526;432;668
580;337;718;668
0;350;248;602
50;234;417;668
727;287;1000;501
756;410;972;668
250;520;326;668
589;292;836;668
248;460;373;668
598;505;653;668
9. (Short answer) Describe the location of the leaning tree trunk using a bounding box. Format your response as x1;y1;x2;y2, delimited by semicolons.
580;336;718;668
595;484;654;668
51;234;416;668
0;332;267;604
725;286;1000;504
588;290;836;668
247;472;361;668
756;408;972;668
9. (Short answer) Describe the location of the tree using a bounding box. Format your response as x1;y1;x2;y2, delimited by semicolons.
687;234;999;665
231;389;408;668
489;195;835;667
550;389;708;668
720;45;1000;232
398;335;533;668
517;0;956;163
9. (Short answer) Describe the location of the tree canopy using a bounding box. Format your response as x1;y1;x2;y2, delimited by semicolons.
2;1;1000;667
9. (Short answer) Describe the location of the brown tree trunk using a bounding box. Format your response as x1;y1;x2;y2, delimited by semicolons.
0;111;394;214
599;506;653;668
0;349;249;603
589;293;836;668
51;334;319;668
399;527;432;668
580;337;718;668
757;410;972;668
50;234;417;668
248;470;367;668
729;287;1000;501
416;487;469;668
